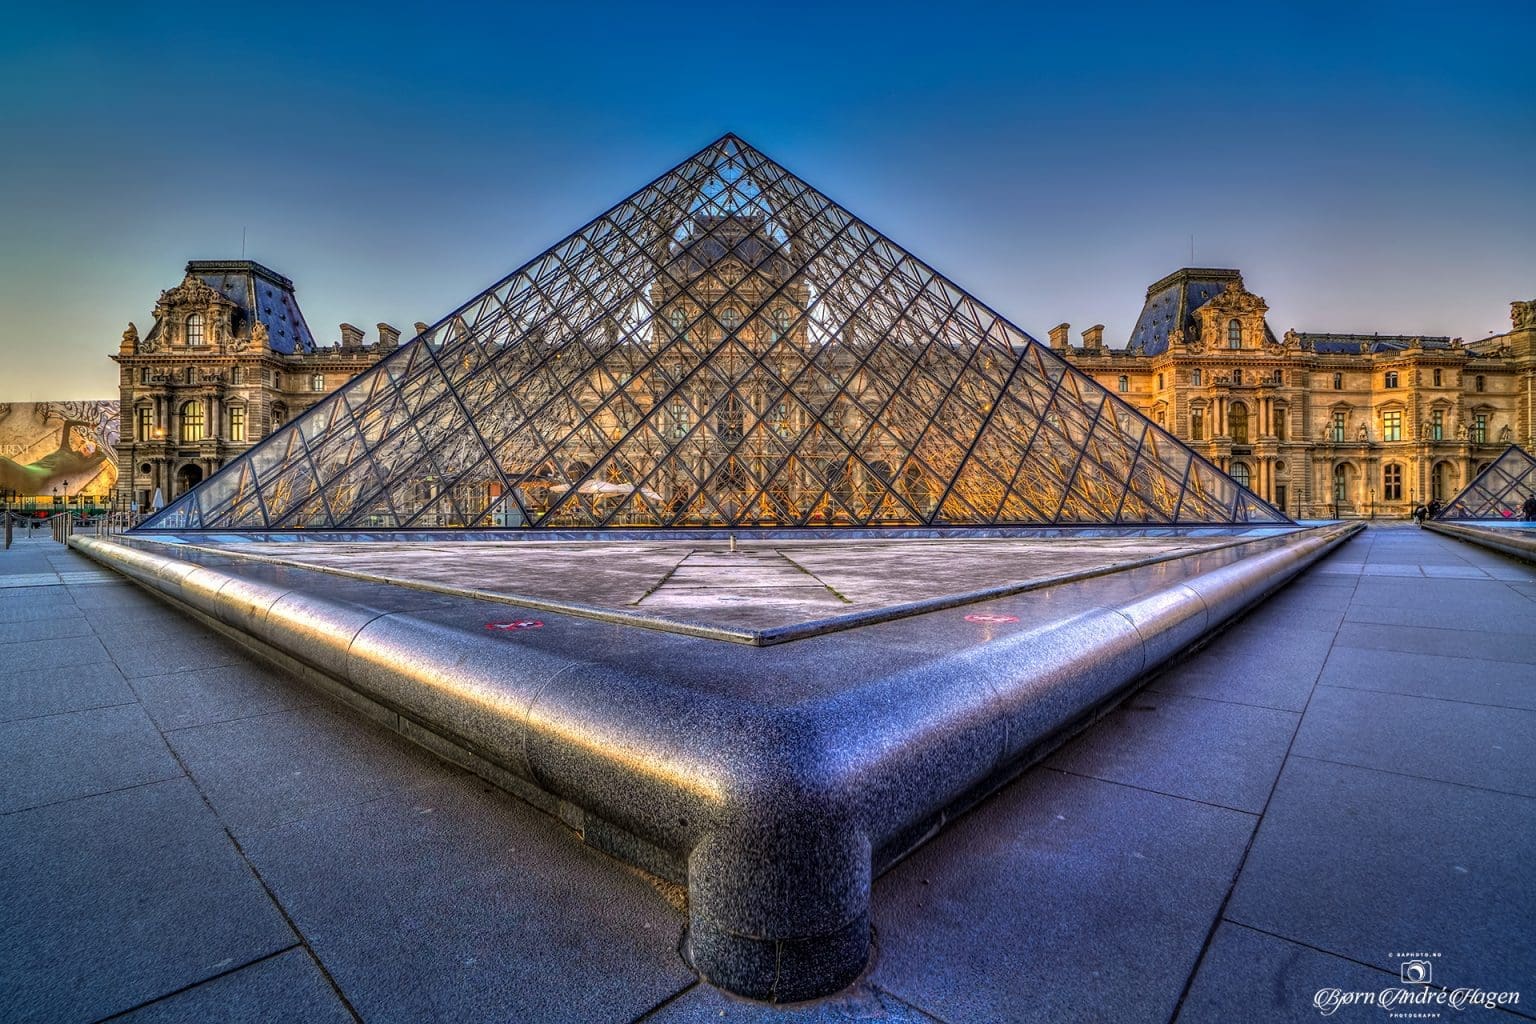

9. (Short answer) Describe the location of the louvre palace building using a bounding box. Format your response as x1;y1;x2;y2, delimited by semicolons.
111;260;402;512
1056;269;1536;519
116;143;1534;529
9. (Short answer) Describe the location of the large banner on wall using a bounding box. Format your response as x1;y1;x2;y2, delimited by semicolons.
0;401;120;498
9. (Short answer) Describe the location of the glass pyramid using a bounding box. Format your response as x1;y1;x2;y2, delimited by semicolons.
1436;445;1536;520
140;134;1288;531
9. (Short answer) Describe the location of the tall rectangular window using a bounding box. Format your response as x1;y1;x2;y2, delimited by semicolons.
1275;408;1287;441
1476;375;1486;392
1473;414;1487;443
1431;409;1443;440
1384;371;1399;389
230;367;241;386
136;406;153;442
1433;368;1442;386
139;368;150;384
1382;410;1402;442
229;407;246;442
1331;411;1346;442
1192;369;1202;386
1333;372;1343;390
1190;410;1204;440
1383;463;1403;501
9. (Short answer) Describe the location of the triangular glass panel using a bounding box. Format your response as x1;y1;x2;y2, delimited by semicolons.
1436;445;1536;520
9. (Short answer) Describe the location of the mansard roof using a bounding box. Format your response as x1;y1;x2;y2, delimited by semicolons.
141;260;317;355
1296;333;1455;355
185;260;318;354
1127;268;1278;355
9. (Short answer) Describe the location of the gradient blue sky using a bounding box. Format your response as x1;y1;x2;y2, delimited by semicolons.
2;1;1532;398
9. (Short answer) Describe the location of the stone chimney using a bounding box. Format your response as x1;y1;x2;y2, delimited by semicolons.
1048;323;1071;351
377;322;401;348
1081;324;1105;351
414;322;431;338
339;323;365;349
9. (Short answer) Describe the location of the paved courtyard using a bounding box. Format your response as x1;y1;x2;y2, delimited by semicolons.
3;525;1533;1022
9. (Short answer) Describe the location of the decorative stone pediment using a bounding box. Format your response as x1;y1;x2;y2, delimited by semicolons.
153;273;235;320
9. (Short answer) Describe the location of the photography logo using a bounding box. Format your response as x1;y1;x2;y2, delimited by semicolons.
1312;951;1521;1018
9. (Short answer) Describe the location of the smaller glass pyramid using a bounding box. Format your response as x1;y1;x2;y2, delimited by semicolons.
1436;445;1536;520
139;134;1288;532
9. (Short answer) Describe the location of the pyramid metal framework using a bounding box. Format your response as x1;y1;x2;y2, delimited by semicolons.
141;135;1288;532
1436;445;1536;520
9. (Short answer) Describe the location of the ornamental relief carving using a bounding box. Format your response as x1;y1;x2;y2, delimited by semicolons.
1513;300;1536;331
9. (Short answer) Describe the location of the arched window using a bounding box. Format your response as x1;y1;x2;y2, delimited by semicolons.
1383;462;1403;501
1231;462;1250;488
1229;402;1249;444
1333;463;1349;502
179;400;204;442
1117;375;1128;393
771;307;791;339
186;313;205;347
719;306;742;331
1227;319;1242;348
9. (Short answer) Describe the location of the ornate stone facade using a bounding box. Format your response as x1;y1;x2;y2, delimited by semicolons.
111;260;399;512
1057;268;1536;518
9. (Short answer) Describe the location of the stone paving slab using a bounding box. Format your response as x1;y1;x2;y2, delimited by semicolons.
1;703;183;813
241;773;695;1024
113;948;354;1024
0;777;296;1024
1175;922;1519;1023
1045;689;1298;812
1316;645;1536;711
1225;756;1536;1006
129;657;323;732
1295;685;1536;797
870;768;1256;1024
163;702;460;840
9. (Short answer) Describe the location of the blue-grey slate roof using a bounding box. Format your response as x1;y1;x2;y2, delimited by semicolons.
185;259;318;355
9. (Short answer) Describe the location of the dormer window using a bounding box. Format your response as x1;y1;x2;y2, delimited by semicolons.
1227;319;1242;349
186;313;205;347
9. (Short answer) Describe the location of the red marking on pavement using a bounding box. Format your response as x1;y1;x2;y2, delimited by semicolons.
485;620;543;631
964;613;1019;624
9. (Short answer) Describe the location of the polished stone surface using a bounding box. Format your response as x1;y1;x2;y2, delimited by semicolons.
5;524;1533;1021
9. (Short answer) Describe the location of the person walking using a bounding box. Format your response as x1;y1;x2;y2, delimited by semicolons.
1523;494;1536;522
1412;503;1428;526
